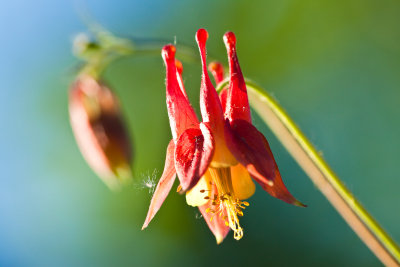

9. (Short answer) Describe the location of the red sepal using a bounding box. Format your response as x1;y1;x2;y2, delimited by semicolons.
174;123;214;191
199;185;230;244
225;119;305;206
142;140;177;229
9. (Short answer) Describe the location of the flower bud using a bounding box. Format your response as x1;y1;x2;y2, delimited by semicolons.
69;74;133;190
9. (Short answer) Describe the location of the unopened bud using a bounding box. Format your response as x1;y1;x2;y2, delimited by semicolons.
69;74;133;190
72;33;101;60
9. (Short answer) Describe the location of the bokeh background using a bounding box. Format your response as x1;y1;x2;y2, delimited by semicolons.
1;0;400;266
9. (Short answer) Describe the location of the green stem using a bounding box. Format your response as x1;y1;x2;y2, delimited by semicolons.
217;79;400;267
77;41;198;79
73;27;198;78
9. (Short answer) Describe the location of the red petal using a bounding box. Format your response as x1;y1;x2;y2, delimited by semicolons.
198;180;230;244
199;201;230;244
162;45;199;141
142;140;177;229
225;119;305;206
208;61;225;84
223;32;252;123
174;123;214;191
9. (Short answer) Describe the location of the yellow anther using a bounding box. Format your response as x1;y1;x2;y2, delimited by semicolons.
176;185;182;192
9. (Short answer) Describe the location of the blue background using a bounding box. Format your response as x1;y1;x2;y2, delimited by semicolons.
1;0;399;266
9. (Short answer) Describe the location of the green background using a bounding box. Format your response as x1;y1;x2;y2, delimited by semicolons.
1;0;400;266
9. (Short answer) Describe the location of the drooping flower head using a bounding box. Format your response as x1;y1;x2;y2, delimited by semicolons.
142;29;304;243
69;75;133;190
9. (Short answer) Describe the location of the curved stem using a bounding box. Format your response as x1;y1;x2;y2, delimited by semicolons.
216;79;400;266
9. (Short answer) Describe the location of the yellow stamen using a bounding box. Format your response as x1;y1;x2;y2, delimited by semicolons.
176;185;182;192
208;167;249;241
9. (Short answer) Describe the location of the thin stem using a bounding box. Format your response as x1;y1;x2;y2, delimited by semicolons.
216;79;400;267
74;36;197;78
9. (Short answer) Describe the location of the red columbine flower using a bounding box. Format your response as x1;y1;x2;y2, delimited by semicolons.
142;29;304;243
69;74;133;190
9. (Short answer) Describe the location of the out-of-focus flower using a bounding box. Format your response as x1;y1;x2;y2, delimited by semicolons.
142;29;304;243
69;74;133;190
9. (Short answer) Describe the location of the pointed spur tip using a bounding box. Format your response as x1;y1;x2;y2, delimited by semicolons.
141;220;150;230
196;28;209;45
267;180;274;187
294;200;307;208
208;61;225;84
223;31;236;48
216;234;224;245
175;59;183;74
208;61;223;73
161;44;176;61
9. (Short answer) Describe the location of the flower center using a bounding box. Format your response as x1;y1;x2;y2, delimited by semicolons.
205;167;249;240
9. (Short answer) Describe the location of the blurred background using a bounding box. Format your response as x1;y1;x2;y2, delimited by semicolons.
1;0;400;266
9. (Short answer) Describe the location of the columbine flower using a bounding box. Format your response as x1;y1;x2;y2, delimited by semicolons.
142;29;304;243
69;74;133;190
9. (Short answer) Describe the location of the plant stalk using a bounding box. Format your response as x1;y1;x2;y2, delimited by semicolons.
217;79;400;266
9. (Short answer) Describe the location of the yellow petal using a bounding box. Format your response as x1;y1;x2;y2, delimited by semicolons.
186;171;212;207
210;134;238;168
231;164;255;200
